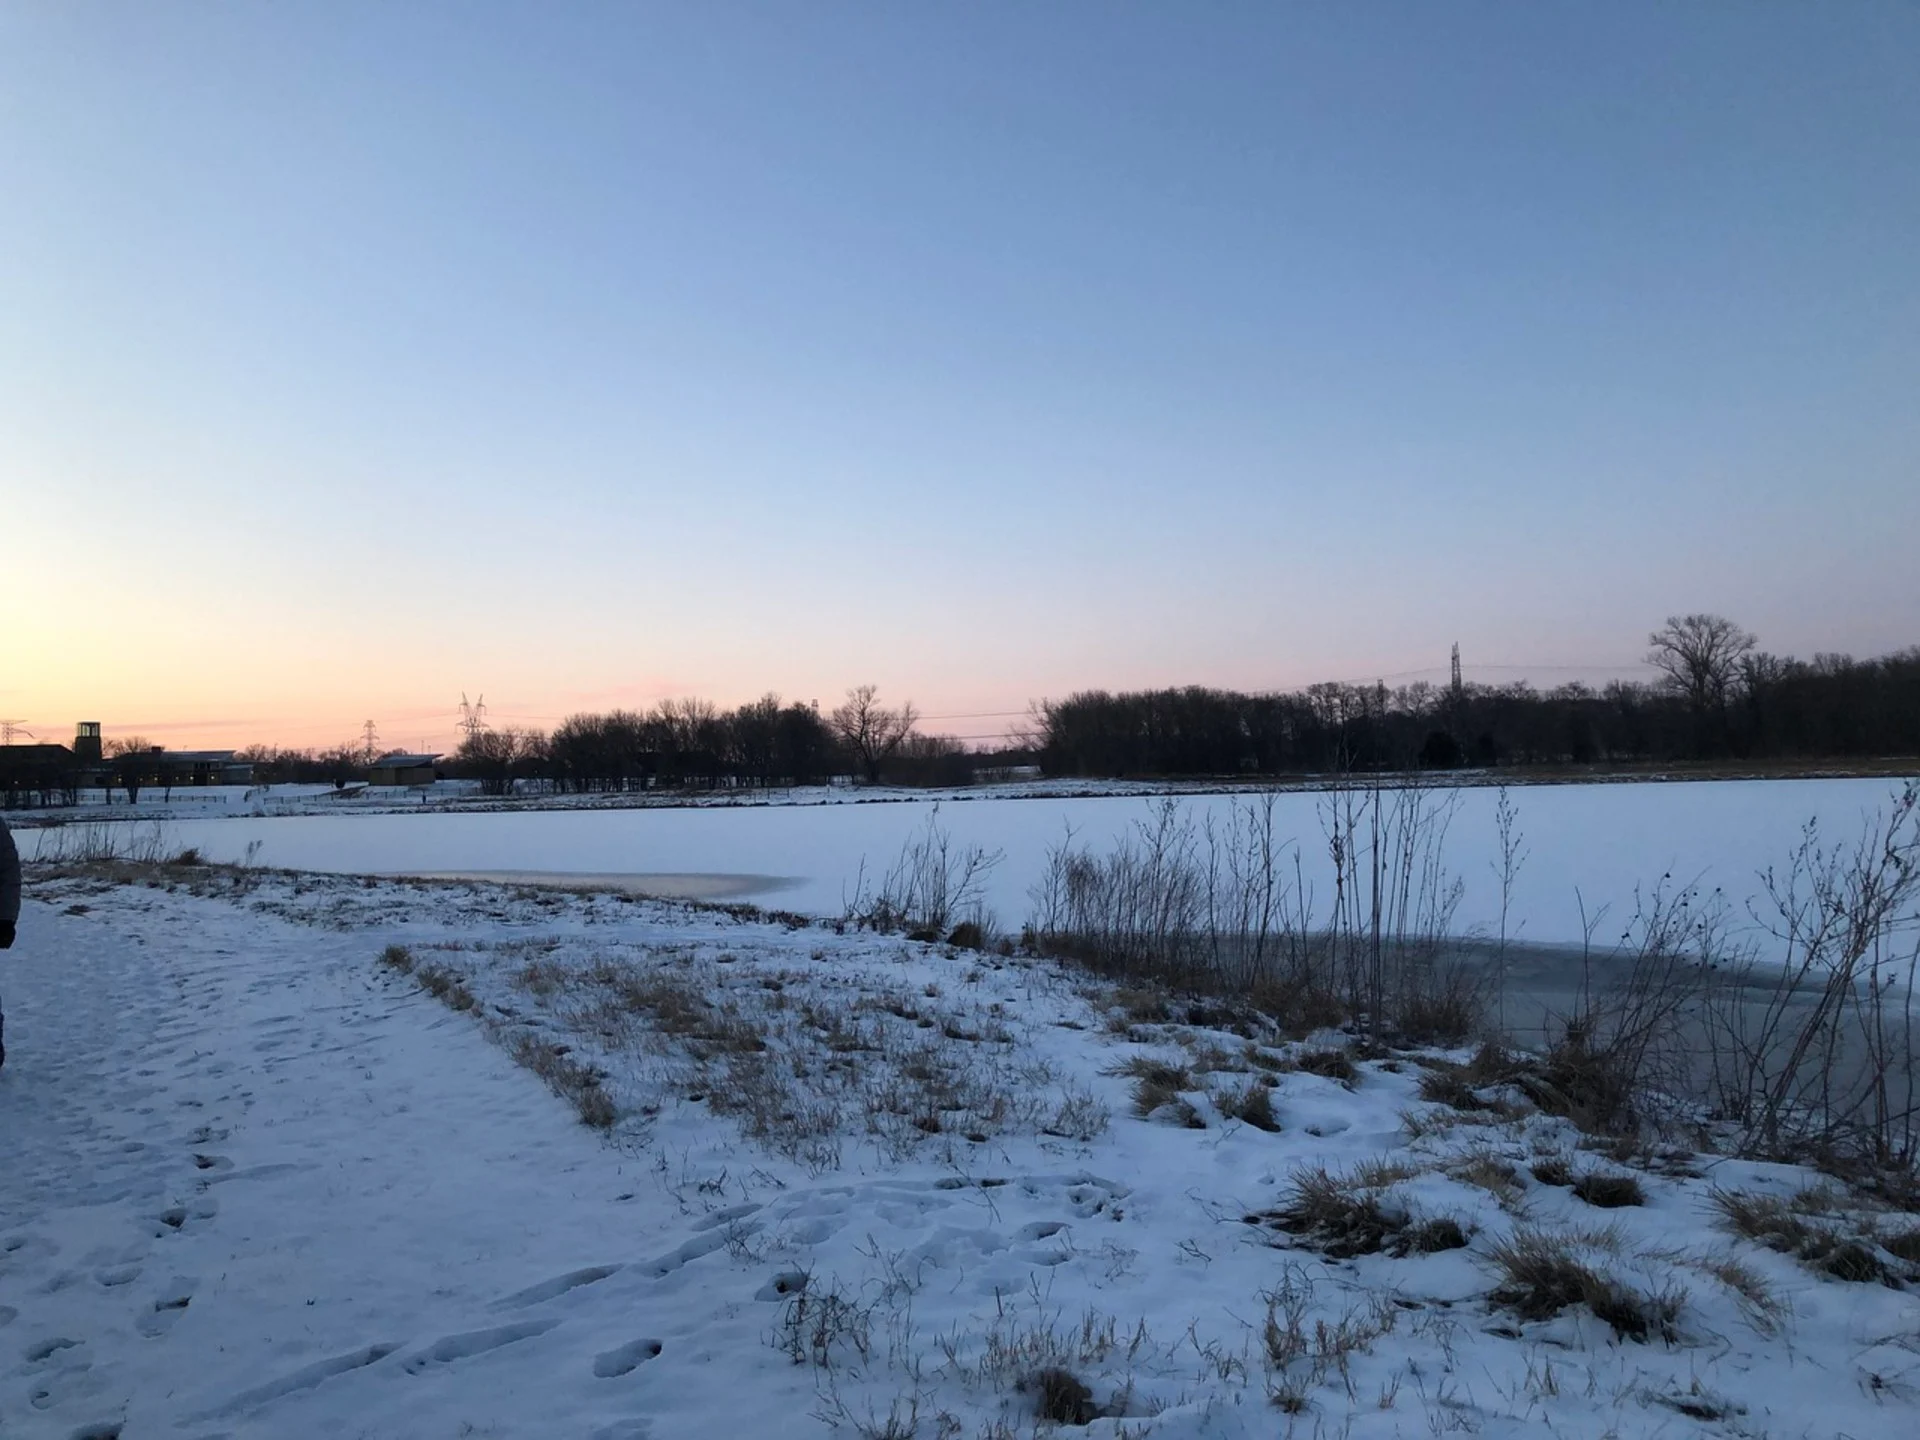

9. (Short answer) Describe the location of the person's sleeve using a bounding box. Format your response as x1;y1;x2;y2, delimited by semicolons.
0;823;20;929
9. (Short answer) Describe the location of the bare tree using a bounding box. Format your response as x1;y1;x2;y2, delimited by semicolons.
457;726;547;797
1647;614;1755;755
105;735;155;804
1646;614;1756;714
830;685;918;783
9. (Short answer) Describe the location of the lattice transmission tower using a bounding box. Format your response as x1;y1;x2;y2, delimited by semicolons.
458;694;488;746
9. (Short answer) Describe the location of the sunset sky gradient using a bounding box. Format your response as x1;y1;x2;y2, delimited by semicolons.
4;4;1916;752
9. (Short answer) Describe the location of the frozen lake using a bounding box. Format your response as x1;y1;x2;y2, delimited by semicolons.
31;777;1915;947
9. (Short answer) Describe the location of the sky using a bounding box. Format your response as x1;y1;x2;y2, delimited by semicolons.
3;3;1916;753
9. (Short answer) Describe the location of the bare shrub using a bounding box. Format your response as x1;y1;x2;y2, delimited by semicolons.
379;943;414;973
846;805;1001;936
1703;782;1920;1177
1532;876;1731;1136
778;1280;873;1368
1026;786;1481;1043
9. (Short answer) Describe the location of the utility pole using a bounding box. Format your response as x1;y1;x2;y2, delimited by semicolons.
362;720;380;766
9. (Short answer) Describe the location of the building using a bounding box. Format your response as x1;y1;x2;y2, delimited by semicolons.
0;743;79;807
369;752;442;786
144;750;254;786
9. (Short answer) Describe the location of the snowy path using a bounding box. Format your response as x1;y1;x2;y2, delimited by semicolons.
0;890;839;1439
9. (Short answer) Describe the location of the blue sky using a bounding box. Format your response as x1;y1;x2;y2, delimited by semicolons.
3;3;1916;750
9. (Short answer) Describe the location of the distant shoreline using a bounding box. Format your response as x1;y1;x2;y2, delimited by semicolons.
7;759;1918;828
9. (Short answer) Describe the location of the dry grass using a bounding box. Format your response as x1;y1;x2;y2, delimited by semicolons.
499;946;1105;1170
509;1034;617;1128
1571;1171;1646;1209
1418;1065;1491;1111
1530;1155;1574;1187
1027;1367;1096;1426
1105;987;1173;1030
1685;1252;1786;1335
1708;1187;1903;1284
1246;1160;1457;1259
1271;1047;1357;1086
413;960;478;1012
1113;1056;1202;1124
1487;1229;1683;1342
1216;1079;1281;1133
1260;1272;1401;1413
1446;1151;1527;1210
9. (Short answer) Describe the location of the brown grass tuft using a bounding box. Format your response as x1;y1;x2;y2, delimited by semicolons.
1487;1229;1682;1342
1029;1367;1096;1426
1571;1171;1646;1208
1218;1080;1281;1133
1530;1155;1573;1187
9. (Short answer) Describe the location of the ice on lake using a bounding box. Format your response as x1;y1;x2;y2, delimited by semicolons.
37;777;1915;947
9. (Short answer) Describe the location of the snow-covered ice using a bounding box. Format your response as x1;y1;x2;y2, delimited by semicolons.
3;863;1918;1438
26;775;1918;945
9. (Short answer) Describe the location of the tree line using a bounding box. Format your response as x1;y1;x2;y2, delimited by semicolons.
1036;617;1920;777
454;687;977;796
9;616;1915;806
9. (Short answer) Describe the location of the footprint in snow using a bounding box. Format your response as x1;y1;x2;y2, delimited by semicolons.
152;1197;218;1236
198;1342;402;1420
401;1319;558;1373
592;1338;662;1377
26;1335;85;1364
496;1265;621;1310
781;1215;844;1246
690;1202;761;1231
136;1276;199;1337
754;1270;809;1302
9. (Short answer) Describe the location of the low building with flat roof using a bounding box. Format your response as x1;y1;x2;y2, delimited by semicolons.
369;753;442;786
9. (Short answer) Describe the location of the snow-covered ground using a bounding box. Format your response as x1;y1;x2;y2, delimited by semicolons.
4;863;1917;1439
22;776;1918;946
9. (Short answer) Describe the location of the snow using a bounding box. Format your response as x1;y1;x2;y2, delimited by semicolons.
5;864;1918;1438
25;776;1917;945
